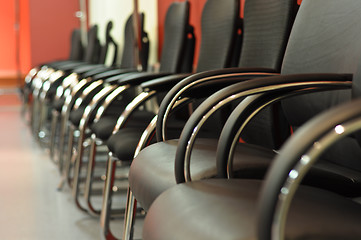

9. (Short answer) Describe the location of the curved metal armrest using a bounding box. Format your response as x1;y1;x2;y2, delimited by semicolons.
156;67;279;141
173;73;352;183
257;98;361;240
72;63;105;75
217;82;352;178
113;72;172;85
91;69;137;81
140;73;192;91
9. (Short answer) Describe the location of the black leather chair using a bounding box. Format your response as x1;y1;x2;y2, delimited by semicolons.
124;0;297;233
92;0;244;239
63;1;195;218
22;28;84;114
48;14;147;166
29;25;103;139
142;0;361;239
36;22;121;145
100;0;299;239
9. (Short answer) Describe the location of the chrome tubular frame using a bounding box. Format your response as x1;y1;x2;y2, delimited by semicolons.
22;67;39;117
121;98;192;240
50;78;90;164
93;84;131;123
113;90;157;133
59;80;105;170
225;93;295;178
121;116;157;240
272;116;361;240
100;152;120;240
182;81;351;182
71;85;117;211
161;72;277;141
36;70;65;143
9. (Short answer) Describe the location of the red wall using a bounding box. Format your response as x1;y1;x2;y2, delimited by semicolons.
29;0;80;68
0;1;17;72
19;0;31;74
0;0;79;76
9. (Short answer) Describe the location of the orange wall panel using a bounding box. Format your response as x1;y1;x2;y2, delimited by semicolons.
0;0;79;75
29;0;80;67
20;0;31;74
0;0;17;71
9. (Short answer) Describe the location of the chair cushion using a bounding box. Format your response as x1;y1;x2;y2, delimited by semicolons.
129;138;361;212
52;98;65;112
106;128;146;161
143;179;361;240
90;110;155;141
128;138;275;211
69;106;86;126
90;116;118;140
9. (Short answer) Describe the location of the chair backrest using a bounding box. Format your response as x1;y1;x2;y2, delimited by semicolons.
119;13;148;70
237;0;298;149
195;0;240;73
98;21;118;66
68;29;84;61
195;0;297;148
280;0;361;171
238;0;297;71
158;1;192;73
82;25;101;63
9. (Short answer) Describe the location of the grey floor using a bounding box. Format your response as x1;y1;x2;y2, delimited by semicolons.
0;90;143;240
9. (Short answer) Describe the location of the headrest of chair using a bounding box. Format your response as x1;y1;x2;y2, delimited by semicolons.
119;13;146;69
238;0;298;71
83;25;100;63
159;1;190;73
281;0;361;127
69;29;83;61
196;0;240;72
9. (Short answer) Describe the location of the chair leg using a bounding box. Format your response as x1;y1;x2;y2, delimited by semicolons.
64;125;76;187
71;126;88;212
57;124;75;190
84;134;101;216
57;106;70;172
122;188;137;240
100;154;120;240
36;92;48;145
31;86;41;136
49;110;59;161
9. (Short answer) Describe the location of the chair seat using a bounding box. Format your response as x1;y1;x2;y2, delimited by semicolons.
143;179;361;240
129;139;361;212
69;106;87;126
90;110;155;141
129;138;274;211
73;64;106;75
52;98;65;112
107;128;147;161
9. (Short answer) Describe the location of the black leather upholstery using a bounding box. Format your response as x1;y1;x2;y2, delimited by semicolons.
68;29;83;61
143;1;361;239
279;0;361;172
129;139;274;211
119;14;144;70
159;2;191;73
195;0;240;72
91;110;154;141
128;0;297;213
143;179;361;240
87;2;193;145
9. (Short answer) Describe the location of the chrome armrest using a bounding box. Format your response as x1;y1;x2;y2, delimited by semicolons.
258;97;361;240
173;73;352;183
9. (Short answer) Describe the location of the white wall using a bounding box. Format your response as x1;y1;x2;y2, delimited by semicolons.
88;0;158;67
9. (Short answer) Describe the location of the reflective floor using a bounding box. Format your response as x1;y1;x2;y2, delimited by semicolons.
0;89;142;240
